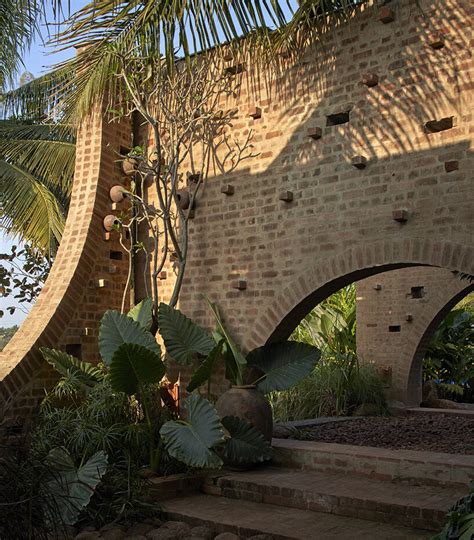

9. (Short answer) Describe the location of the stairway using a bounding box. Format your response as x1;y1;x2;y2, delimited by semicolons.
160;440;473;539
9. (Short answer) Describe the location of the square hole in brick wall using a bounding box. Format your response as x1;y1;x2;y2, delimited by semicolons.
424;117;454;133
110;250;123;260
411;286;425;299
326;112;350;126
388;325;401;333
66;344;82;359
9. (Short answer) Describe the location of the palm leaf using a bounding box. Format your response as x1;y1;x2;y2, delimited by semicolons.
247;341;321;393
99;310;161;365
0;158;66;252
109;342;165;395
0;119;74;251
40;347;104;393
157;302;215;365
160;393;224;469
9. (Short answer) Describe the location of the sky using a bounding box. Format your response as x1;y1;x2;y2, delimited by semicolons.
0;1;88;328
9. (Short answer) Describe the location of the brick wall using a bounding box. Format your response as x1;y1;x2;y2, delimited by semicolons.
0;110;132;428
356;267;473;404
1;0;473;424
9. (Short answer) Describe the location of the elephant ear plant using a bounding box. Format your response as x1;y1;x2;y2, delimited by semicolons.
157;298;321;466
157;298;321;394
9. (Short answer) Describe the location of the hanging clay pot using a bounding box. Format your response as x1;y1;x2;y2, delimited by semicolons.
109;185;126;203
215;385;273;442
103;215;120;232
122;157;139;176
176;189;190;210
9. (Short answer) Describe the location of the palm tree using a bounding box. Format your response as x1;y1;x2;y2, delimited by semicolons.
0;117;75;254
0;1;74;253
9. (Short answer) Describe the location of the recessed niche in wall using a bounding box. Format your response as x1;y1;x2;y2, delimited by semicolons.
411;286;425;299
424;116;454;133
110;250;123;261
326;112;350;126
66;344;82;359
388;325;401;333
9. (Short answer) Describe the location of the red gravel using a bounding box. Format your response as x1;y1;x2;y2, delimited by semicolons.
293;414;474;454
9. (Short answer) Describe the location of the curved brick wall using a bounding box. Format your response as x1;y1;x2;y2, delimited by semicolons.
1;0;473;424
0;111;132;426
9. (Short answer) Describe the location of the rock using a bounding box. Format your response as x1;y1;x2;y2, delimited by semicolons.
160;521;191;534
422;380;439;403
146;530;179;540
188;526;214;539
102;528;126;540
272;424;294;439
214;534;240;540
248;535;274;540
101;523;125;532
127;524;155;536
424;398;467;410
126;536;148;540
352;403;382;416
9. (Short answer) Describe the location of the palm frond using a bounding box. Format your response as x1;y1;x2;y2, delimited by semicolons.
0;120;74;253
0;1;70;92
0;0;37;91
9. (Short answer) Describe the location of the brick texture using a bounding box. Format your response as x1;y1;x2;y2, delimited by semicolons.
1;0;473;424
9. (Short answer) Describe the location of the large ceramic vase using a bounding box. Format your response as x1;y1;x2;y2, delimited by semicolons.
215;385;273;441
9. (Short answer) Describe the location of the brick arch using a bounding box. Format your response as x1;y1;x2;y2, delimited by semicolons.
405;281;474;404
245;239;473;405
249;238;473;347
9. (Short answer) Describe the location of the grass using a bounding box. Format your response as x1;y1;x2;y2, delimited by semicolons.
269;354;388;422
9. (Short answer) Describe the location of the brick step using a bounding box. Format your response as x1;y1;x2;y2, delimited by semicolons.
161;494;432;539
272;439;474;488
203;467;463;531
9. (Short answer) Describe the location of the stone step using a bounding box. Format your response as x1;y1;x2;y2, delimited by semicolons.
203;467;463;531
161;494;432;539
272;439;474;488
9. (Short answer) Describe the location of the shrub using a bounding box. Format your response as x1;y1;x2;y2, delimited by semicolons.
269;354;387;421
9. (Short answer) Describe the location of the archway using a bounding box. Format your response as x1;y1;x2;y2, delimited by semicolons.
248;240;473;405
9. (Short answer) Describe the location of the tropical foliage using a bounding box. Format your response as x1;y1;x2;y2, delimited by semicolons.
270;285;387;420
158;298;321;393
423;298;474;402
433;482;474;540
0;118;75;253
0;243;52;318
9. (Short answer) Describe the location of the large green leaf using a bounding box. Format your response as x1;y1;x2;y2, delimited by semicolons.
247;342;321;393
44;447;107;526
157;302;215;365
219;416;273;467
109;343;165;395
160;393;224;469
99;310;161;365
40;347;104;381
128;297;154;330
206;297;247;382
40;347;104;394
187;339;225;392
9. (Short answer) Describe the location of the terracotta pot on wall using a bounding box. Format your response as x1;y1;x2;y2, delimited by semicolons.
122;157;139;176
215;385;273;442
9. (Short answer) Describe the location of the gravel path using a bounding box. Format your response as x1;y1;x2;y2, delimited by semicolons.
292;414;474;454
